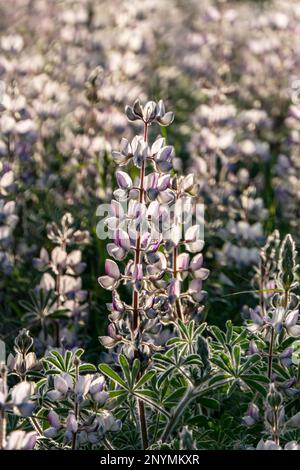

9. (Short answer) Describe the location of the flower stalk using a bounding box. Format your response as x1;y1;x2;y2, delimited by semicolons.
98;98;209;449
0;364;7;450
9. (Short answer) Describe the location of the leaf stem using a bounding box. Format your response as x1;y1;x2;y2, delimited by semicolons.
267;326;275;381
160;379;230;442
71;360;80;450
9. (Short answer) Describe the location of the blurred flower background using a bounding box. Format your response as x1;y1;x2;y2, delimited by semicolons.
0;0;300;355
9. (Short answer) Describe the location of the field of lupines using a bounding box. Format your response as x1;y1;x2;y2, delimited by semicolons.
1;0;300;452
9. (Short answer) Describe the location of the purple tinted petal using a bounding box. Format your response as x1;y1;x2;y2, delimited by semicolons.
107;243;126;261
158;174;170;191
285;310;299;327
168;279;180;303
177;253;190;271
194;268;210;280
188;278;202;294
156;145;173;162
98;275;116;290
133;264;143;281
111;200;124;219
151;137;165;155
249;308;264;326
114;229;131;251
48;410;61;429
105;260;120;280
116;171;132;190
185;225;200;243
190;254;203;271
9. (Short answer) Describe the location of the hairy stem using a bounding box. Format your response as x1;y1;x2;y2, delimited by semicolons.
273;407;280;446
172;187;183;322
137;396;148;450
132;124;147;332
132;122;148;449
0;409;6;450
267;288;289;380
173;245;183;321
160;385;194;442
133;393;170;418
267;326;275;381
161;379;230;442
260;259;266;316
71;361;80;450
0;366;7;449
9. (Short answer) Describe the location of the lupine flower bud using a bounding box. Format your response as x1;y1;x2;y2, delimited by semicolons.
14;329;33;355
242;403;259;426
267;384;283;408
5;431;37;450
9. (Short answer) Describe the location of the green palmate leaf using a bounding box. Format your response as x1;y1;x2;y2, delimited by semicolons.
198;396;220;410
292;340;300;366
226;380;239;397
119;354;132;386
36;378;47;389
50;308;70;319
187;415;210;427
231;329;248;346
188;320;195;337
242;374;269;383
271;362;290;379
154;352;174;366
232;345;241;372
131;359;140;386
160;381;170;400
45;369;62;376
108;390;128;398
134;370;155;390
157;367;173;388
178;319;189;338
167;338;186;347
44;357;63;371
164;386;186;406
208;373;232;386
79;363;97;372
115;408;129;421
242;377;267;396
194;322;207;337
27;370;43;379
209;326;226;346
134;390;170;417
75;349;84;358
99;363;128;389
50;351;65;369
134;389;158;401
281;336;296;350
64;350;73;371
225;320;233;344
183;355;203;366
211;354;234;375
239;354;261;374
